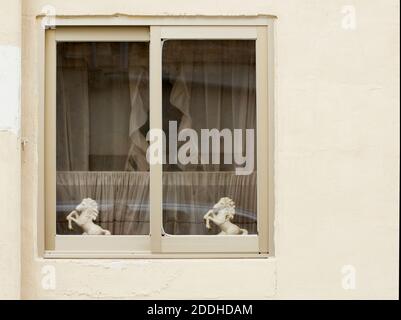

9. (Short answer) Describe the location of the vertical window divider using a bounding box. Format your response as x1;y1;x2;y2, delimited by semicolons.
149;26;163;253
256;26;269;253
44;29;57;251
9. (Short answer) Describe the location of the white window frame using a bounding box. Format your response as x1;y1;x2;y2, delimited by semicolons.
39;16;275;259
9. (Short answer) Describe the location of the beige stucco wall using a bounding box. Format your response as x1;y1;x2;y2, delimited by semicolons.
9;0;399;299
0;0;21;300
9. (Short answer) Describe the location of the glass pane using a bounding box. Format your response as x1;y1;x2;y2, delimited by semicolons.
56;42;150;235
162;40;257;235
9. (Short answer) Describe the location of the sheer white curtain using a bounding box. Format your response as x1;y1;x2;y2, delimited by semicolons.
56;43;149;172
56;41;257;236
57;172;149;235
56;43;151;235
125;45;149;171
162;41;257;234
163;172;257;235
164;40;256;172
56;43;90;171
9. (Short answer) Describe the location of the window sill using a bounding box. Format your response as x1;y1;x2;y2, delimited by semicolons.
43;250;271;259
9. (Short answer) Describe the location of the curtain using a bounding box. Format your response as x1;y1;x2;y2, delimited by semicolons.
56;171;255;235
56;43;149;172
160;40;257;235
125;44;150;171
164;40;256;172
56;43;91;171
162;171;257;235
56;172;149;235
56;43;152;235
56;41;257;236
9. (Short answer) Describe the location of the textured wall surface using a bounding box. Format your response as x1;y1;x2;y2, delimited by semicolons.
15;0;400;299
0;0;21;300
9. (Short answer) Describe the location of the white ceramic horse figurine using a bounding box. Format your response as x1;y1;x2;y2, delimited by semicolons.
203;197;248;235
66;198;111;235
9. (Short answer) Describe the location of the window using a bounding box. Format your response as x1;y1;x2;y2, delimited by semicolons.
43;20;274;257
162;39;257;236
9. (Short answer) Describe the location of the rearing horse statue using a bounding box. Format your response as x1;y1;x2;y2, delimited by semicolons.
203;197;248;235
66;198;111;235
